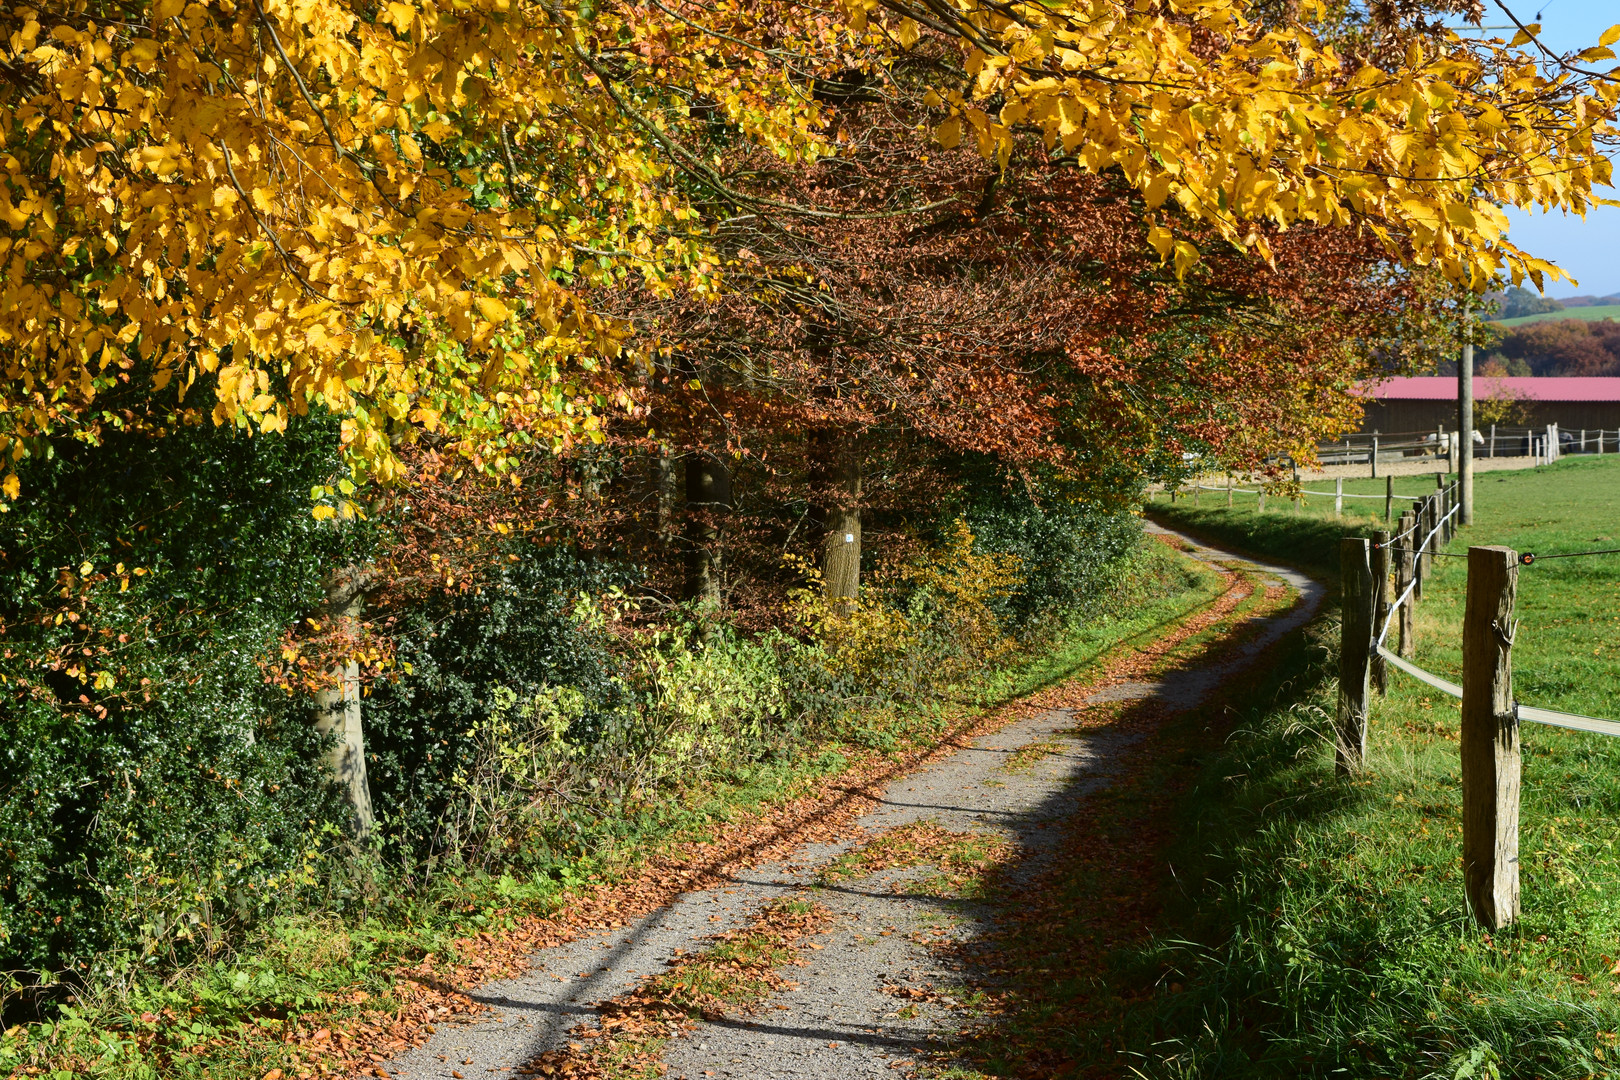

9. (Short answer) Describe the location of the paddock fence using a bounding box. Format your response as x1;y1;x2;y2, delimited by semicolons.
1331;496;1620;930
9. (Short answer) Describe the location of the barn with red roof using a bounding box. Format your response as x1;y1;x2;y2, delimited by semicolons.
1359;376;1620;435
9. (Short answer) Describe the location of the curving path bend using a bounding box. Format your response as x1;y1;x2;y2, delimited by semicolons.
382;525;1323;1080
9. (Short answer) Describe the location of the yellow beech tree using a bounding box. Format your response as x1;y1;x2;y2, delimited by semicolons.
853;0;1618;286
0;0;843;494
0;0;1615;495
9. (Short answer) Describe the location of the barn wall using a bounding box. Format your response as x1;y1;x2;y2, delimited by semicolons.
1359;399;1620;434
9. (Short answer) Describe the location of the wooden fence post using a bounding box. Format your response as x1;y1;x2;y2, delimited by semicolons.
1412;499;1427;601
1258;488;1266;512
1337;537;1375;774
1227;474;1233;507
1335;477;1344;517
1421;496;1435;581
1385;475;1393;523
1490;424;1496;459
1461;545;1520;930
1396;512;1416;658
1371;435;1379;479
1372;529;1390;696
1193;479;1201;506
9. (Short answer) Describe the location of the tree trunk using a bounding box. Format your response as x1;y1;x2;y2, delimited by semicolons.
683;454;731;611
809;428;862;608
315;570;375;839
654;451;677;549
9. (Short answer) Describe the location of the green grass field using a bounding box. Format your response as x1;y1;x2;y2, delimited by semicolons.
1130;457;1620;1077
1493;304;1620;328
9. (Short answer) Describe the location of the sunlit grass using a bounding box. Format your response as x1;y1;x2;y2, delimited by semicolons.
1111;455;1620;1077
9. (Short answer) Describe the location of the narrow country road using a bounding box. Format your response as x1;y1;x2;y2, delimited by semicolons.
380;526;1322;1080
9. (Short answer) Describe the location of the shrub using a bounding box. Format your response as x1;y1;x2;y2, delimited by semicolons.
0;415;365;983
960;484;1143;628
359;547;630;870
444;623;790;868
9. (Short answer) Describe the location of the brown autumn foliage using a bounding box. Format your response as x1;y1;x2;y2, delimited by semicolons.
1496;318;1620;377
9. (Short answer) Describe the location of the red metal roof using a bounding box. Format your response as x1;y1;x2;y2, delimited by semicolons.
1365;376;1620;402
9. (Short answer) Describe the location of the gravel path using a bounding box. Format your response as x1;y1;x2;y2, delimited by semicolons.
382;527;1322;1080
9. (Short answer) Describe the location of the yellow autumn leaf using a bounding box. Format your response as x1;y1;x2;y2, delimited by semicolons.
1147;226;1174;259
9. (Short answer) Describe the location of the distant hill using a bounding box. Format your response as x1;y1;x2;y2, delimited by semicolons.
1493;305;1620;328
1557;295;1620;308
1488;315;1620;377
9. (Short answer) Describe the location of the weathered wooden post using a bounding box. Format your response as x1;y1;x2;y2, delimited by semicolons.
1420;496;1435;583
1258;487;1266;512
1334;477;1344;517
1396;512;1416;658
1371;435;1379;479
1411;500;1427;601
1372;529;1391;696
1489;423;1496;459
1227;474;1233;507
1337;537;1375;775
1582;428;1589;453
1385;475;1394;523
1461;545;1520;930
1193;478;1201;506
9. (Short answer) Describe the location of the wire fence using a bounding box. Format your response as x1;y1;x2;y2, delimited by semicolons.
1327;485;1620;927
1363;486;1618;737
1315;423;1617;462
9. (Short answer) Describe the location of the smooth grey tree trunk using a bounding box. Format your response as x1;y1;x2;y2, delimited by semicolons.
810;429;862;608
654;452;677;549
1459;298;1475;525
315;571;374;839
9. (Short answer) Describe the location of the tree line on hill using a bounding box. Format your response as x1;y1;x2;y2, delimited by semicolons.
1484;317;1620;377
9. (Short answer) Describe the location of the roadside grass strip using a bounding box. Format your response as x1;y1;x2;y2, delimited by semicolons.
816;822;1016;900
1061;459;1620;1077
516;898;833;1080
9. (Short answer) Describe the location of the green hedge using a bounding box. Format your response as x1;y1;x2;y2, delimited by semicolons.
0;416;366;979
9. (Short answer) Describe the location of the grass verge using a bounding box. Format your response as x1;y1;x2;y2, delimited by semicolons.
518;896;832;1080
954;457;1620;1078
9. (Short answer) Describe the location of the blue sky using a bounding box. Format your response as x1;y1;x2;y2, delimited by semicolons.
1462;0;1620;297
